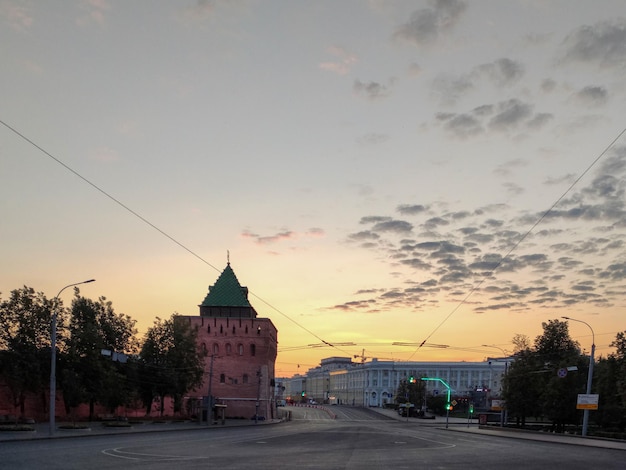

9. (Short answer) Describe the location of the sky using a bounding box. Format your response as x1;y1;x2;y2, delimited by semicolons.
2;0;626;377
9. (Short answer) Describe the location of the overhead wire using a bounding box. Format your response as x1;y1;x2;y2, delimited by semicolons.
409;126;626;360
0;119;344;353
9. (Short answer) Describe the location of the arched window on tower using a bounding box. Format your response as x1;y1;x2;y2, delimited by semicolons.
220;374;225;383
243;374;249;384
213;343;219;355
226;343;232;355
250;344;256;356
238;344;244;356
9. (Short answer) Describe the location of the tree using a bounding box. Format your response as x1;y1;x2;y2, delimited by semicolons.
61;293;138;420
610;332;626;409
503;347;543;427
0;287;54;417
138;314;205;416
535;319;583;432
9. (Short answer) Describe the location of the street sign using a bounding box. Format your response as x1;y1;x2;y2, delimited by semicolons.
576;394;599;410
491;399;503;411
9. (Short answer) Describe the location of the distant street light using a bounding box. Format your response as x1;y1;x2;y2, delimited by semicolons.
561;316;595;437
49;279;95;436
482;344;509;427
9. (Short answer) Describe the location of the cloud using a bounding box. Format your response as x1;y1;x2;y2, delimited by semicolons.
340;149;626;314
561;19;626;68
432;75;474;104
241;228;325;246
319;46;358;76
77;0;111;27
474;58;525;87
0;0;33;30
353;79;395;100
488;99;533;131
436;112;483;138
397;204;428;215
371;219;413;234
432;58;523;105
435;96;551;139
357;133;390;145
393;0;467;47
573;86;609;107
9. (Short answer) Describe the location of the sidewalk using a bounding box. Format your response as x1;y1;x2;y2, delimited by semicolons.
0;418;274;443
370;407;626;451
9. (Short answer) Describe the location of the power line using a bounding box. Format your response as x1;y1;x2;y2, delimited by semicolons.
1;119;337;350
410;125;626;359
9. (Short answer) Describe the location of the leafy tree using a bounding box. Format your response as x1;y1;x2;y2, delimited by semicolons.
593;331;626;431
138;314;205;416
0;287;55;416
534;319;583;432
503;347;543;427
610;332;626;409
504;321;586;431
61;294;138;420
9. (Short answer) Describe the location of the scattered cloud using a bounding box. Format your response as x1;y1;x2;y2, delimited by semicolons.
341;147;626;314
572;86;609;107
353;79;395;100
393;0;467;47
319;45;358;76
0;0;33;31
77;0;111;27
560;19;626;68
357;133;390;145
241;227;325;246
474;58;525;87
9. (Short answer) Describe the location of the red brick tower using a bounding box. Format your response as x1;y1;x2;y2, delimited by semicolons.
185;262;277;420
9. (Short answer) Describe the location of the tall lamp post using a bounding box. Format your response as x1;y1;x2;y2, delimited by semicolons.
482;344;509;427
49;279;95;436
562;316;595;437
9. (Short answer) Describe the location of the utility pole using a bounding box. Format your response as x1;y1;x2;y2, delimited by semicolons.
206;354;215;425
255;369;262;424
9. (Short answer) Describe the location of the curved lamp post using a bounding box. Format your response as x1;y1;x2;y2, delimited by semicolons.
562;316;595;437
49;279;95;436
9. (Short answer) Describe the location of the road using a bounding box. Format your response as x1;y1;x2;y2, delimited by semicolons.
0;406;623;469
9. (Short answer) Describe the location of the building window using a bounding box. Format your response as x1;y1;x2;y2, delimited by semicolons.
220;325;223;333
243;374;249;384
220;374;225;383
238;344;244;356
213;343;219;355
226;343;232;355
207;325;211;333
202;343;207;353
232;326;236;334
245;326;248;334
250;344;256;356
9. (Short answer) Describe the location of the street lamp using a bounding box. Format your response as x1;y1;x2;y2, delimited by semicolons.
561;316;595;437
482;344;509;427
49;279;95;436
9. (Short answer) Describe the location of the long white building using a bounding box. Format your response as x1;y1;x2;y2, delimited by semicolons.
291;357;506;408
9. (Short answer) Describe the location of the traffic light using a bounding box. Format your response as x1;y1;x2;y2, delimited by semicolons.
408;376;415;383
301;391;306;397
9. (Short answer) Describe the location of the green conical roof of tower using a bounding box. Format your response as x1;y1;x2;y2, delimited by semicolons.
200;263;252;307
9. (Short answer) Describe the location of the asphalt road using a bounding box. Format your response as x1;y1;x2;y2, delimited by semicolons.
0;406;623;469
